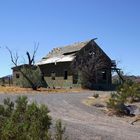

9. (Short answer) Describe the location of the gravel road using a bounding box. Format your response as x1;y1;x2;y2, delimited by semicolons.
0;91;140;140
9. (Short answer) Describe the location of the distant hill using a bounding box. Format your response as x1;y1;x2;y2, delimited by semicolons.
112;75;140;83
125;75;140;83
0;75;13;86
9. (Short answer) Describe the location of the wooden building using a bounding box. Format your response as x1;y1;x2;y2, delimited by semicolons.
37;39;114;89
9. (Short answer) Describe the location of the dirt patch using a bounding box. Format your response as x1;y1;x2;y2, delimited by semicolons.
83;93;110;107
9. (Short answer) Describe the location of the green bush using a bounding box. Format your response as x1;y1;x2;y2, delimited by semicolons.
107;81;140;114
0;96;67;140
54;120;68;140
117;81;140;103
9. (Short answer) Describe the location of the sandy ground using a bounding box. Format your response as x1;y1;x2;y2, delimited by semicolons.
0;91;140;140
0;85;84;94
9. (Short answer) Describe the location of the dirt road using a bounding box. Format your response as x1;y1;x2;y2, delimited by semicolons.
0;91;140;140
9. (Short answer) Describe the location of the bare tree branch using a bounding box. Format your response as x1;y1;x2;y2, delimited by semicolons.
6;44;40;90
6;47;19;66
26;42;39;65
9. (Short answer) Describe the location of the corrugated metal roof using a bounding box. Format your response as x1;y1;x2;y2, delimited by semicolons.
37;40;90;65
36;55;74;65
44;41;89;58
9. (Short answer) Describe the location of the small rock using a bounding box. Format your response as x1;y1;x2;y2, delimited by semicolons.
94;103;105;108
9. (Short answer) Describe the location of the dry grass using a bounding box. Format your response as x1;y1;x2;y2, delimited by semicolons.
83;92;140;125
83;93;115;115
83;93;110;107
0;85;83;94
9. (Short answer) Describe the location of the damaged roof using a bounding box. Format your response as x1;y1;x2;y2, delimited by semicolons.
36;40;89;65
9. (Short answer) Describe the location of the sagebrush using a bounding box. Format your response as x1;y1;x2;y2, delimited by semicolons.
0;96;67;140
107;81;140;115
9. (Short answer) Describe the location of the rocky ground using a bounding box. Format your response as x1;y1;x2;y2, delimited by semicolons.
0;91;140;140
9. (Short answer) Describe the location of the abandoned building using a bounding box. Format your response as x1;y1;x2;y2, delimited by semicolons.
37;39;115;89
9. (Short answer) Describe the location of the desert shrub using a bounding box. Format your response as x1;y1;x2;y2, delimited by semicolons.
107;92;127;115
93;93;99;98
54;119;68;140
107;81;140;115
107;93;116;109
117;80;140;103
0;96;67;140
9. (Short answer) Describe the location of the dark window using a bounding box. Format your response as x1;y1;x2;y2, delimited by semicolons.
64;71;68;80
63;51;78;55
88;50;95;56
41;72;45;81
51;72;55;80
73;74;78;84
16;74;20;78
102;71;107;80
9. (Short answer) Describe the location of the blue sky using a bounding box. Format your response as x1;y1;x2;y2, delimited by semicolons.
0;0;140;77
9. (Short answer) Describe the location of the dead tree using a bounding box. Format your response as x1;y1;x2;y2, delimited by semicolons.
6;43;39;90
26;43;38;66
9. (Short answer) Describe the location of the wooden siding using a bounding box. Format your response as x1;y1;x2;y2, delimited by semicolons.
39;62;81;88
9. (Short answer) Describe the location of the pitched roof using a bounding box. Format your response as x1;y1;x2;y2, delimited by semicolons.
12;64;37;70
36;40;89;65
